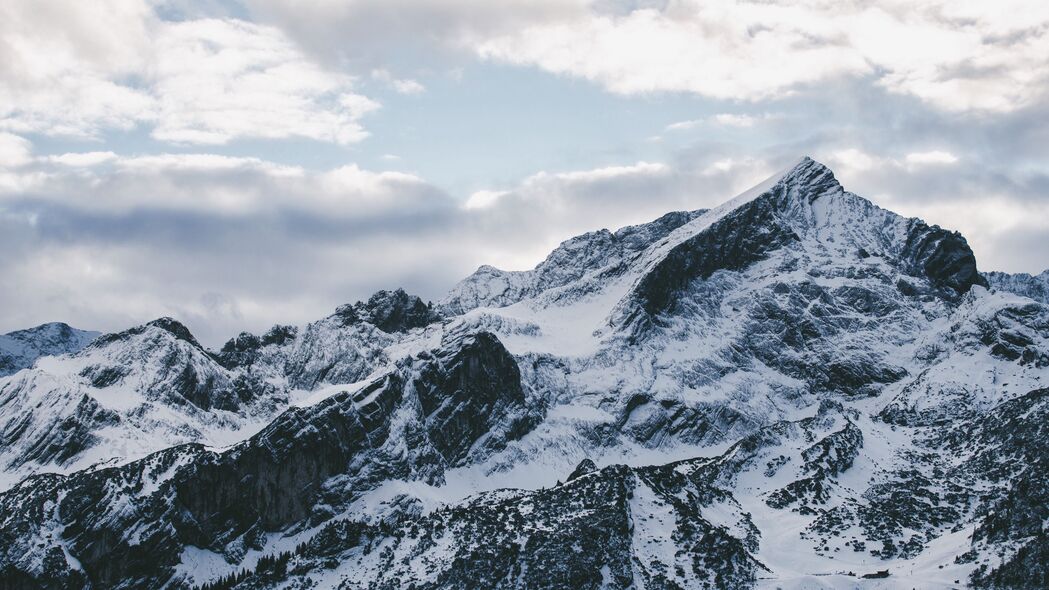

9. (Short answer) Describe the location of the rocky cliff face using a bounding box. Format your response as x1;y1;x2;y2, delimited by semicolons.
0;330;534;589
440;209;706;315
0;157;1046;589
0;300;438;488
0;317;285;490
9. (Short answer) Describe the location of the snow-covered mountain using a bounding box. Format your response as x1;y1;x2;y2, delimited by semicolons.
0;322;99;377
0;291;442;489
1;157;1047;589
984;269;1049;306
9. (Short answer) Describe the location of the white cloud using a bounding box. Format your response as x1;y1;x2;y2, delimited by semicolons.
0;149;463;345
150;19;378;145
249;0;1049;113
2;144;1047;343
4;0;1045;154
0;147;443;219
0;133;33;168
1;0;1048;342
46;152;119;167
667;113;770;132
473;5;870;100
392;79;425;95
115;153;304;175
528;161;670;185
473;1;1049;112
243;0;583;66
905;150;959;166
459;157;775;270
463;189;509;210
371;69;426;95
828;148;883;173
666;120;700;132
0;3;380;144
0;148;773;341
702;158;744;175
828;148;961;176
711;113;760;128
0;0;157;137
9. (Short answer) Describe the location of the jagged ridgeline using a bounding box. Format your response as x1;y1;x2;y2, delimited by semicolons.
1;158;1048;589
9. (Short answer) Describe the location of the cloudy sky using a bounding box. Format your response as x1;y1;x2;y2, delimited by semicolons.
2;0;1048;346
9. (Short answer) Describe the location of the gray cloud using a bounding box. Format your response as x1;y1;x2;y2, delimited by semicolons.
245;0;1049;112
0;147;777;346
1;131;1047;346
242;0;582;69
1;0;1048;348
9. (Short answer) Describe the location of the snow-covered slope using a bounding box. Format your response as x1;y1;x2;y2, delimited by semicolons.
440;209;706;315
1;157;1046;589
0;318;286;489
0;290;449;490
984;268;1049;305
0;322;99;377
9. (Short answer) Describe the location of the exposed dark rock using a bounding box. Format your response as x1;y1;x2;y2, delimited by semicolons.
900;219;986;296
216;332;262;369
767;420;863;509
567;458;597;481
169;356;235;412
630;192;801;321
341;289;442;333
440;208;707;315
333;302;360;326
92;317;204;351
0;331;532;589
220;460;763;590
78;364;128;388
215;325;298;370
0;394;118;467
260;325;296;347
974;303;1049;366
945;388;1049;587
1;157;1046;590
413;332;530;465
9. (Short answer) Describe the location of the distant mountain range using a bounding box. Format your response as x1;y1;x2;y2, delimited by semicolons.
1;158;1046;589
0;322;98;378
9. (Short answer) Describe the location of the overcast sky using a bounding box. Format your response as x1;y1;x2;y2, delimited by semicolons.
2;0;1048;346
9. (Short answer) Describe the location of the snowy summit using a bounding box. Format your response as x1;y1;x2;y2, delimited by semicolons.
0;158;1047;589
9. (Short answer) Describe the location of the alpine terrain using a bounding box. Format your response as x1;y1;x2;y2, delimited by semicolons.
0;323;99;379
1;157;1047;589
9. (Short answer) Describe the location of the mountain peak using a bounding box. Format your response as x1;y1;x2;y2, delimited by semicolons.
0;322;100;377
733;156;840;208
146;317;200;344
780;156;838;197
332;288;441;333
2;153;1048;589
659;157;840;250
620;155;984;324
91;316;204;350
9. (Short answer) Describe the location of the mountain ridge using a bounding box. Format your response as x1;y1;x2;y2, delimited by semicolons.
0;157;1047;589
0;322;99;378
